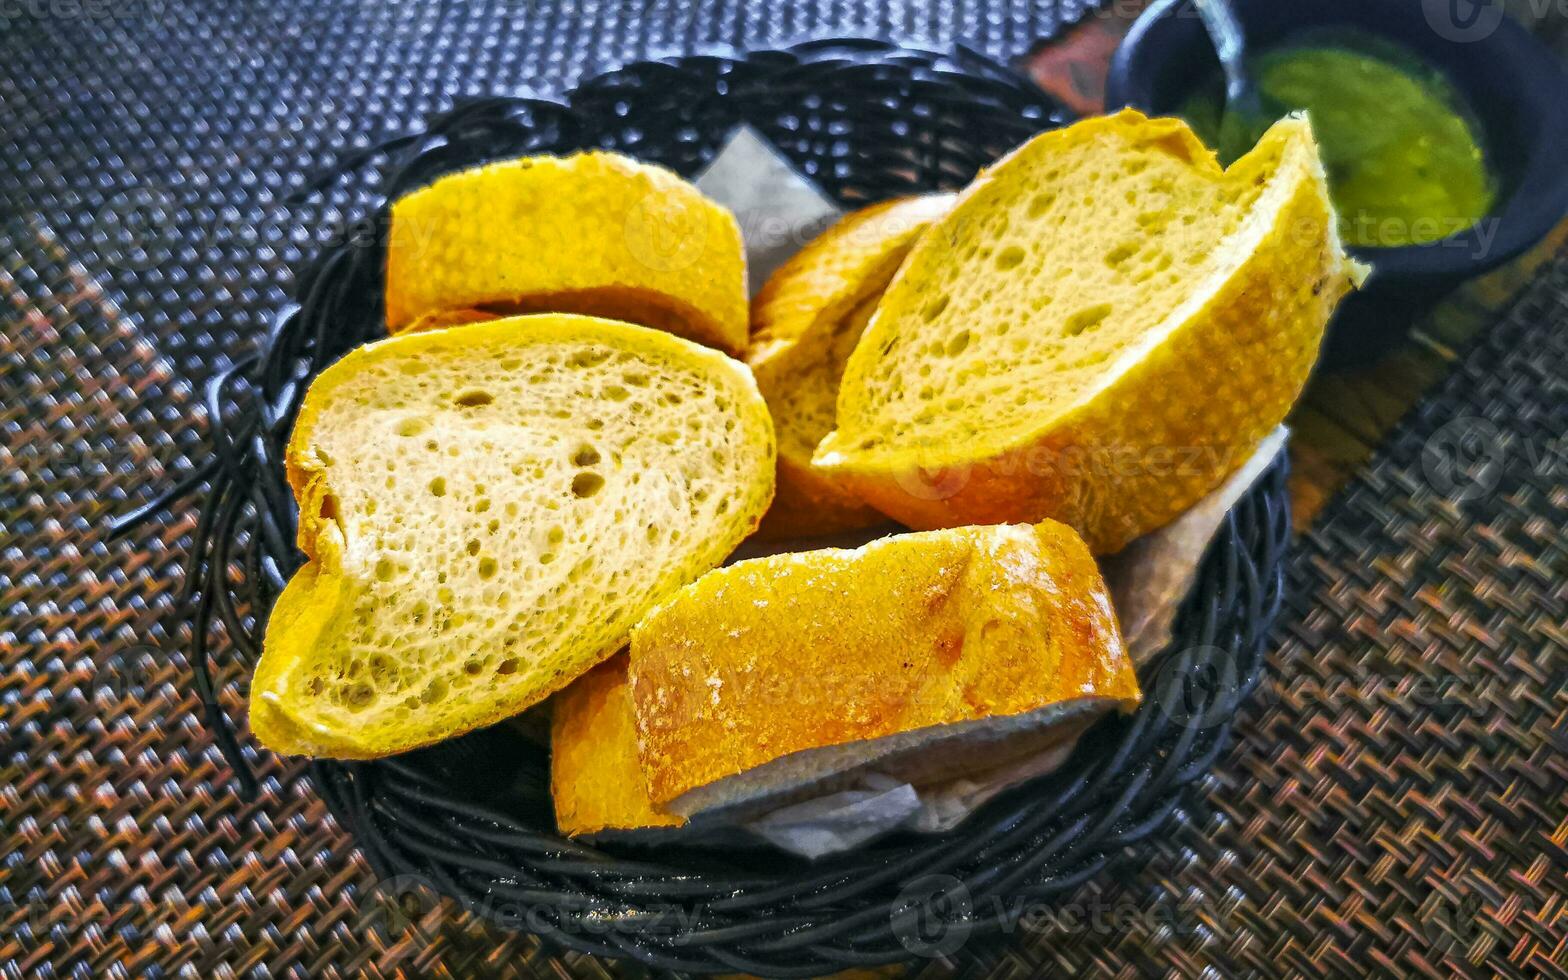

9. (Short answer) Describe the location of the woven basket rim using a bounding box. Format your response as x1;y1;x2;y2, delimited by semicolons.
146;37;1293;975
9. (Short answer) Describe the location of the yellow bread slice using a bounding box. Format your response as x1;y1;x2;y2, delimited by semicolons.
385;152;748;354
550;654;685;837
250;314;776;758
551;643;1093;837
747;195;953;540
628;520;1138;815
814;110;1366;554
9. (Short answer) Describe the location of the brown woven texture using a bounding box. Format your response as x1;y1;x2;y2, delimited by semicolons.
6;209;1566;976
2;0;1566;956
952;256;1568;979
0;224;549;976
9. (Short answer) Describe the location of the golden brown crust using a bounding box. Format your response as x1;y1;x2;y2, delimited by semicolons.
386;152;748;354
400;308;498;334
551;655;685;836
815;112;1360;554
747;196;953;356
252;314;777;760
746;195;953;540
750;452;893;541
398;286;735;346
627;520;1139;807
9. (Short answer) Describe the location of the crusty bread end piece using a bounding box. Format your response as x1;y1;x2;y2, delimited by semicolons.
815;110;1365;553
747;195;953;540
251;314;775;759
551;655;685;837
628;520;1138;816
386;152;749;354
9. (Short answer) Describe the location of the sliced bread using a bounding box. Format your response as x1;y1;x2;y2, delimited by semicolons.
627;520;1139;817
747;195;953;539
251;314;776;758
551;654;685;837
385;152;749;354
814;110;1365;553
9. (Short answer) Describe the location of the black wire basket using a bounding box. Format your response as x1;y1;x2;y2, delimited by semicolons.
146;38;1292;976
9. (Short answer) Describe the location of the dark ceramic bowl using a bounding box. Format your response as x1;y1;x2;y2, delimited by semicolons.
1106;0;1568;366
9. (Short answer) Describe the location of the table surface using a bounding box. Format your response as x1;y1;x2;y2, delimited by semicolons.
3;2;1566;978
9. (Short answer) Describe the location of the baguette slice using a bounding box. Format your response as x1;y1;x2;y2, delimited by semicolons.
551;655;685;837
386;152;749;354
815;111;1365;554
747;195;953;540
251;314;775;758
628;520;1139;816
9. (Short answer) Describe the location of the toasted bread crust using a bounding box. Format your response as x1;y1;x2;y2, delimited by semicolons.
251;565;357;756
550;655;685;837
747;195;952;540
628;520;1139;808
386;152;749;354
815;112;1361;554
252;314;776;759
747;196;954;358
400;308;498;334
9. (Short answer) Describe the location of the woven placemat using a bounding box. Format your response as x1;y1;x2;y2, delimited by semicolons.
940;254;1567;979
3;1;1566;976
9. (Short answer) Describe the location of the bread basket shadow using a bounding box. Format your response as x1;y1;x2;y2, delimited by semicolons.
143;38;1293;975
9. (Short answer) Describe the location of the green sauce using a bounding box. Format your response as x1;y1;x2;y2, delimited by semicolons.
1179;39;1495;248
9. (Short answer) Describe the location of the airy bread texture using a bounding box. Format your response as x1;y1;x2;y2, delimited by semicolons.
385;152;749;354
551;655;685;837
815;110;1365;553
628;520;1139;817
251;314;776;758
747;195;953;539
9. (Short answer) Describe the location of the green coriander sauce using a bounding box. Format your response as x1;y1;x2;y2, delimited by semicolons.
1179;36;1496;248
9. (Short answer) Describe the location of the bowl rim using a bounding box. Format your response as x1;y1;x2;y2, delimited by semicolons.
1105;0;1568;281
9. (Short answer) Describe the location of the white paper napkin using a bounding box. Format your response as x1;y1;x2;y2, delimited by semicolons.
695;126;844;295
